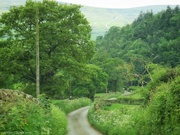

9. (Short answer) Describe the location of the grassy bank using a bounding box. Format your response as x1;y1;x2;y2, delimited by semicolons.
52;98;91;114
88;102;144;135
0;91;67;135
88;73;180;134
88;90;145;135
0;89;90;135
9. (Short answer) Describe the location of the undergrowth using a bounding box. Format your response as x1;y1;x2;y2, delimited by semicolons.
0;95;67;135
52;97;90;114
88;68;180;135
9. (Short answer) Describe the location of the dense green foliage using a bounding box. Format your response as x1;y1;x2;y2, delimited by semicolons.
50;105;67;135
88;67;180;134
88;6;180;135
0;90;67;135
92;6;180;92
88;92;143;135
139;68;180;135
0;1;180;134
0;0;108;98
0;90;91;135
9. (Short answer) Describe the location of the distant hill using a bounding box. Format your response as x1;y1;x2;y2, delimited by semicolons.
0;0;176;39
0;0;25;14
81;5;176;39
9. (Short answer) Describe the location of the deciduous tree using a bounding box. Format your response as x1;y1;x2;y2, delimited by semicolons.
0;0;95;96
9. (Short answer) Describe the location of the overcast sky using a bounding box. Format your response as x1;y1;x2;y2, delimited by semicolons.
56;0;180;8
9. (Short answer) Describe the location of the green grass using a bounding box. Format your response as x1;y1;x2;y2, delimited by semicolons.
95;92;122;100
52;98;90;114
88;88;145;135
107;103;140;110
95;88;146;106
88;103;143;135
95;86;145;99
95;93;106;97
129;92;143;99
50;105;68;135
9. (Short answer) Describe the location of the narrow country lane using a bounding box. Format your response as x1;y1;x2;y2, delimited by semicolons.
67;106;102;135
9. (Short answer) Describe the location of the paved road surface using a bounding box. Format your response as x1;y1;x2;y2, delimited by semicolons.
67;106;102;135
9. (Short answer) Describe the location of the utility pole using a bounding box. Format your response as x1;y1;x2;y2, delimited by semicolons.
69;75;72;99
36;6;40;98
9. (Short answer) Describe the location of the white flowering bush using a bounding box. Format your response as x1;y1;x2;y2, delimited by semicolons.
88;105;143;135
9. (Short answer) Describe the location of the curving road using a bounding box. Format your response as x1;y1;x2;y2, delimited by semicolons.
67;106;102;135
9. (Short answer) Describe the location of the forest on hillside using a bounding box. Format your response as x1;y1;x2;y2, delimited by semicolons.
92;5;180;92
89;5;180;134
0;0;176;40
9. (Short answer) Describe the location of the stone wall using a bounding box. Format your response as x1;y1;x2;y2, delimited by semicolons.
0;89;38;102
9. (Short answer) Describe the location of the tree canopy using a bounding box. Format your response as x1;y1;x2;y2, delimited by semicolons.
92;6;180;91
0;0;97;97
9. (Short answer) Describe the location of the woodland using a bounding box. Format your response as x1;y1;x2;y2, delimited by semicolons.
87;6;180;134
0;0;180;134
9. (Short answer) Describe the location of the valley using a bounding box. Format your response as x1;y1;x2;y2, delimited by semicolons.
0;0;176;39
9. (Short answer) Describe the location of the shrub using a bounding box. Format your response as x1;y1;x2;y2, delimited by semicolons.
0;90;68;135
88;104;142;135
0;100;49;135
53;97;90;114
141;76;180;135
49;105;67;135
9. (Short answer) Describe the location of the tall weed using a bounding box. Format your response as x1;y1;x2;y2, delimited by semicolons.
53;98;90;114
88;105;143;135
0;94;68;135
49;105;67;135
1;100;49;134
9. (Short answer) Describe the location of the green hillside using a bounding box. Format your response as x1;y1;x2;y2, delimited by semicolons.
0;0;25;14
0;0;176;39
81;5;176;39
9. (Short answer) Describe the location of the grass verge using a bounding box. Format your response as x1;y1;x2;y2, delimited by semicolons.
52;97;90;114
